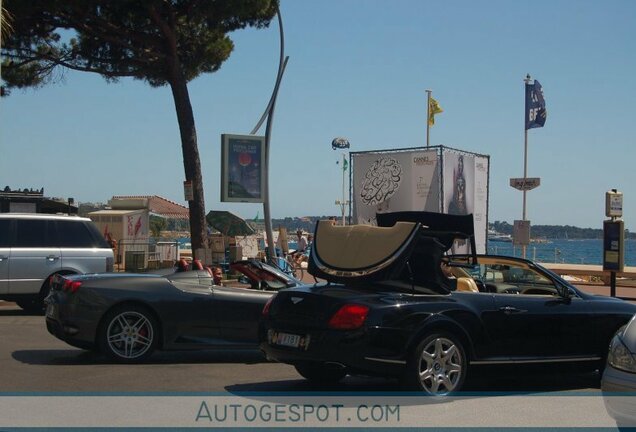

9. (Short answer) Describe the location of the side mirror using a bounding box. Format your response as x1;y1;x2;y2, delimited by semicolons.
559;285;573;300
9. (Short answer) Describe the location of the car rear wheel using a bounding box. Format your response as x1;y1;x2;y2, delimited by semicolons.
295;363;347;384
404;333;467;395
99;305;158;363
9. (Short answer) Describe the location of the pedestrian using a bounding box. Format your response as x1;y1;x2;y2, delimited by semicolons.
292;229;308;265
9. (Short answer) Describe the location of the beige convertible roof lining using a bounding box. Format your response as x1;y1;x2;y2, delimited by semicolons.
308;220;420;282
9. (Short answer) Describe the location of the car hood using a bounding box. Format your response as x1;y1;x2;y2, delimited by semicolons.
622;315;636;352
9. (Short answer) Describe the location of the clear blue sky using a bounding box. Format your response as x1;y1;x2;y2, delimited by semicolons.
2;0;635;230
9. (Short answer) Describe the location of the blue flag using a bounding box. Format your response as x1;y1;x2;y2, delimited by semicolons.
525;80;547;130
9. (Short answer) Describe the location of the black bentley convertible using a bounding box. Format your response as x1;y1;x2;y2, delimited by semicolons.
45;260;300;363
260;212;636;395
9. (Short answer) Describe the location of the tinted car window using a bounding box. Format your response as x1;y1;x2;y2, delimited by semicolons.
83;221;110;248
0;219;11;247
15;219;54;247
55;220;105;248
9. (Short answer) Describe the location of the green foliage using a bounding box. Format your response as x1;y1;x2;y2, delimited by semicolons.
78;201;107;216
1;0;279;89
0;0;278;253
149;215;168;238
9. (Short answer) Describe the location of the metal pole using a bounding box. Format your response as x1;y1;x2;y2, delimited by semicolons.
610;271;617;297
341;152;346;226
249;7;287;264
426;89;432;148
522;74;531;259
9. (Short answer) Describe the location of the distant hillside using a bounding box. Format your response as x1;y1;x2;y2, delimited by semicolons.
267;217;636;240
490;220;635;240
253;216;338;234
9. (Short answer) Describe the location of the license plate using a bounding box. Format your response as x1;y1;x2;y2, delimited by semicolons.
45;304;56;318
273;332;301;348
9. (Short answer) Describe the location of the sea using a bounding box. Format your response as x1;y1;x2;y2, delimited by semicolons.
487;239;636;266
179;237;635;267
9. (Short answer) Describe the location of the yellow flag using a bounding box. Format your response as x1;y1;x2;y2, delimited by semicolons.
428;97;443;126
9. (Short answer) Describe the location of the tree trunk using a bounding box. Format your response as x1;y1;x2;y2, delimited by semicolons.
168;73;207;254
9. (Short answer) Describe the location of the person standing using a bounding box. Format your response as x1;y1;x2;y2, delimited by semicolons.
295;229;308;253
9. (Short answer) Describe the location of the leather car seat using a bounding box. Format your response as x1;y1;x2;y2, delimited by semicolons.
456;277;479;292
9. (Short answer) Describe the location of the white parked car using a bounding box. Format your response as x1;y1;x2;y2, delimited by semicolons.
602;314;636;427
0;213;114;312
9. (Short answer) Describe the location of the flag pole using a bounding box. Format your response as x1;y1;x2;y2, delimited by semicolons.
522;74;531;259
426;89;432;148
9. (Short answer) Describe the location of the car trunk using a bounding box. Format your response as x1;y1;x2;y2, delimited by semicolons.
268;285;379;329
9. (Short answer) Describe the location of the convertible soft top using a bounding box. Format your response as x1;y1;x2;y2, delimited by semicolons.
308;211;476;286
377;211;476;253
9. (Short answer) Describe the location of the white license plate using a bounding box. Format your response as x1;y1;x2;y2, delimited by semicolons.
45;304;56;318
274;332;301;348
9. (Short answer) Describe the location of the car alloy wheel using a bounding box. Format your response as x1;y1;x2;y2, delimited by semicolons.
407;333;467;395
100;305;158;363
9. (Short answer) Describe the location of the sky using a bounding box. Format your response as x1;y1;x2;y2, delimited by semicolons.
1;0;635;230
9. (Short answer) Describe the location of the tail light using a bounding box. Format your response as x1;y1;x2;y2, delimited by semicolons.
62;279;82;293
328;304;369;330
262;296;274;317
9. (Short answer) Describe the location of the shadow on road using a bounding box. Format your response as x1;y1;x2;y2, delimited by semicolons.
0;307;42;317
226;366;600;395
12;348;267;366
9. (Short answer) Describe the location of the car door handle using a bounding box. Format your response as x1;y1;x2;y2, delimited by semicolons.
0;255;8;261
46;255;60;262
499;306;527;314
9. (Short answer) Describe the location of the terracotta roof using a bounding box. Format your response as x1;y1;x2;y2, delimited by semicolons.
112;195;189;219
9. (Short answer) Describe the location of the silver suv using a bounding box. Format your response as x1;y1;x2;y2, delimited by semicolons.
0;213;114;312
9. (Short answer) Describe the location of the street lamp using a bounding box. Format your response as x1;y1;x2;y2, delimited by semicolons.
332;137;350;226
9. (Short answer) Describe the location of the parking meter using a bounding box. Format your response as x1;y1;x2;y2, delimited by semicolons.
603;219;624;273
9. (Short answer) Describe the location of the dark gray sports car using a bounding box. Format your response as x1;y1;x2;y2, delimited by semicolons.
45;260;300;363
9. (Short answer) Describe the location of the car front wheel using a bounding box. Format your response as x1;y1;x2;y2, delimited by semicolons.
404;332;467;395
98;305;158;363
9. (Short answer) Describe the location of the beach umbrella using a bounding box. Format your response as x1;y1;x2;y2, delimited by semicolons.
206;210;255;237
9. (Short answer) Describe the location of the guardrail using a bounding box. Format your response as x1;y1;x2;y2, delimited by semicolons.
541;263;636;301
114;240;179;272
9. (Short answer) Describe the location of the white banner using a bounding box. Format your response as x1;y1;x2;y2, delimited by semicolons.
352;150;439;225
473;156;489;254
351;148;488;253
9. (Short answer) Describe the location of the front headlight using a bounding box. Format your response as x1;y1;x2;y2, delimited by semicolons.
608;334;636;373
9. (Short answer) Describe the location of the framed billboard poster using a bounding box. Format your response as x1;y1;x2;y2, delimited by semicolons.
221;134;266;203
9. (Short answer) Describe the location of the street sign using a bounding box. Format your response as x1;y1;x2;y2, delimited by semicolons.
510;177;541;191
183;180;193;201
513;220;531;246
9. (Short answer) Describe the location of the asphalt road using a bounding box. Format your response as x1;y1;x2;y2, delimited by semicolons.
4;303;627;429
0;303;602;394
